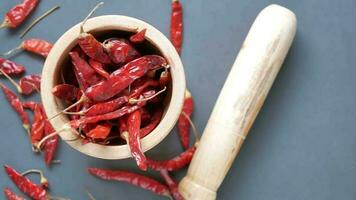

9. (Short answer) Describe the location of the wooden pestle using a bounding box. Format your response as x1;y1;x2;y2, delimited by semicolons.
178;4;297;200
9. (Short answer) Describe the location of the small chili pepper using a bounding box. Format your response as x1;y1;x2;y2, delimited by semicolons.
0;84;30;134
170;0;183;53
30;104;45;144
22;101;38;111
85;55;167;102
147;146;196;171
129;29;147;43
159;169;184;200
87;168;171;198
103;38;140;66
140;108;163;138
52;84;80;102
4;187;26;200
125;110;147;170
178;90;194;149
21;169;49;189
88;59;110;79
86;122;112;139
0;58;26;75
43;120;59;166
4;165;47;200
2;39;53;58
0;0;39;29
19;74;41;95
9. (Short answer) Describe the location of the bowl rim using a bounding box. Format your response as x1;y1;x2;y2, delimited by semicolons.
41;15;186;160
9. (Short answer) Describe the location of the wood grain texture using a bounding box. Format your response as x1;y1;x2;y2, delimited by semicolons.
178;4;297;200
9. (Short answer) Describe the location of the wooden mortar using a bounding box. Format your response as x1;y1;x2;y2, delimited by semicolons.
178;4;297;200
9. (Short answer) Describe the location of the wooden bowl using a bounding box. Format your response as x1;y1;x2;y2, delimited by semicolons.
41;15;186;159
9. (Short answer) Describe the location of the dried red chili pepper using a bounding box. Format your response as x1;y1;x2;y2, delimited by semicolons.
125;110;147;170
85;55;167;102
178;90;194;149
3;187;26;200
140;108;163;138
43;120;59;166
0;58;26;75
0;84;30;134
87;168;171;198
4;165;47;200
129;79;159;99
147;146;196;171
0;0;39;29
88;59;110;79
2;39;53;58
22;101;38;111
19;74;41;95
86;122;112;139
159;169;184;200
82;96;128;116
170;0;183;53
103;38;140;66
21;169;49;189
130;29;147;43
52;84;79;102
30;104;45;144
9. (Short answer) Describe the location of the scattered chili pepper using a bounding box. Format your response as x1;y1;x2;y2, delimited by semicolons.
21;169;49;189
2;39;53;58
43;120;59;166
19;74;41;95
30;104;45;144
0;58;26;75
159;169;184;200
85;55;167;102
3;187;26;200
86;122;112;139
87;168;171;198
0;0;39;29
0;84;30;134
88;59;110;79
140;108;163;138
130;29;147;43
4;165;47;200
52;84;80;102
178;90;194;149
147;146;196;171
170;0;183;53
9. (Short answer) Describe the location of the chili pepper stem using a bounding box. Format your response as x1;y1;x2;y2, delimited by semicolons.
129;86;167;104
0;45;23;58
0;21;8;29
21;169;48;186
80;2;104;33
48;195;70;200
181;111;200;143
121;131;129;141
48;95;87;120
23;80;41;94
20;5;60;38
62;110;84;116
0;68;23;93
85;189;96;200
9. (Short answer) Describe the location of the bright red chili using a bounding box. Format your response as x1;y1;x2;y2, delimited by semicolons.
88;58;110;79
0;58;26;75
147;146;196;171
3;187;26;200
83;96;128;116
52;84;80;102
1;0;39;29
87;168;171;198
85;55;167;102
86;122;112;139
127;110;147;170
159;169;184;200
170;0;183;53
129;29;147;43
78;33;112;64
30;104;45;144
178;90;194;149
140;108;163;138
129;79;159;99
43;120;59;166
22;38;53;57
4;165;47;200
103;38;140;66
0;84;30;133
19;74;41;95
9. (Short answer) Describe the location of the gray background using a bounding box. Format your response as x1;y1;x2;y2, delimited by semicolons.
0;0;355;199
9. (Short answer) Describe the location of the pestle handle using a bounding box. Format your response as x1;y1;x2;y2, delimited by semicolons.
178;4;297;200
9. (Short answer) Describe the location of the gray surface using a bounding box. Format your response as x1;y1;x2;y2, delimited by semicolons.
0;0;356;199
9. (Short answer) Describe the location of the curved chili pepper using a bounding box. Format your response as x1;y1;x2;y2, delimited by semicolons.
22;39;53;57
87;168;171;198
129;29;147;43
19;74;41;95
147;146;196;171
86;122;112;139
30;104;45;144
0;58;26;75
170;0;183;53
140;108;163;138
43;120;59;166
0;84;30;133
0;0;39;29
69;105;140;128
104;38;140;65
4;165;47;200
4;187;26;200
127;110;147;170
52;84;79;102
159;170;184;200
85;55;167;102
88;58;110;79
84;96;128;116
178;90;194;149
